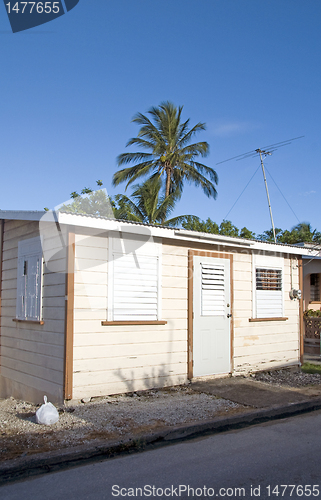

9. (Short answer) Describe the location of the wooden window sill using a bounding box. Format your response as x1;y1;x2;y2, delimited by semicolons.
13;318;44;325
101;320;167;326
249;317;288;322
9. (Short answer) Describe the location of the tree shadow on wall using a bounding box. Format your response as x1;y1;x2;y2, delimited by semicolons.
113;364;174;394
113;321;178;394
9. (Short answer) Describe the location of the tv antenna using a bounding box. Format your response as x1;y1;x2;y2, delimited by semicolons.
216;136;304;243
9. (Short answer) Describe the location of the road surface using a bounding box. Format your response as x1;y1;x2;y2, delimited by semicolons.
1;410;321;499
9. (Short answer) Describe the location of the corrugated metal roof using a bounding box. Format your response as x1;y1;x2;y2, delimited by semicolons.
66;213;316;251
59;211;177;231
0;209;319;255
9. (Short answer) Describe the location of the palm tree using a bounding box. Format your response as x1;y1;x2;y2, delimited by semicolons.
115;177;187;226
113;101;218;200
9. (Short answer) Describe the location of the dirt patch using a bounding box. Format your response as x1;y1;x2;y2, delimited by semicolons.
2;370;321;464
0;386;241;463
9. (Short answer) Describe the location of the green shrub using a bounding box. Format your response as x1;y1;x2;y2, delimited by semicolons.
303;309;321;317
301;363;321;374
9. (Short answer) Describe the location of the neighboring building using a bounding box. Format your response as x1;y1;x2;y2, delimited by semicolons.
294;243;321;312
0;211;306;404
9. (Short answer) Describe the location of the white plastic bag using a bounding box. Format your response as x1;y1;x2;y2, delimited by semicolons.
36;395;59;425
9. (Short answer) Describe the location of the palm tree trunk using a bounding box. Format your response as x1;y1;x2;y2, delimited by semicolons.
161;163;173;224
165;163;172;199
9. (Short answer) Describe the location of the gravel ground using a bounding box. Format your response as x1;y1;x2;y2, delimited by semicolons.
1;369;321;463
253;369;321;387
0;386;241;462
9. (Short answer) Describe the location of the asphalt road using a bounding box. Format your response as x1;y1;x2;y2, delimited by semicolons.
1;410;321;500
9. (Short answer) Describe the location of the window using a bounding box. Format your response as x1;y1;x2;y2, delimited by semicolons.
252;254;284;319
108;235;161;321
201;263;225;316
310;273;320;302
16;237;43;321
255;267;283;318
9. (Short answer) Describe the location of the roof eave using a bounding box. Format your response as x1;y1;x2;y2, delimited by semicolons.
0;210;316;256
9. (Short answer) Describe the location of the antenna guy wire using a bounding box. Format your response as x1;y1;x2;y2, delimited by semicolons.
264;166;301;224
224;165;261;220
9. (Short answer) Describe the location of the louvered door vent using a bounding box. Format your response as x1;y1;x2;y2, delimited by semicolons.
201;264;225;316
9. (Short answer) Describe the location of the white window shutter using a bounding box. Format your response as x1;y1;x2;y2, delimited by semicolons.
16;257;26;319
113;253;158;321
26;256;41;320
255;267;283;318
16;238;42;321
201;263;225;316
256;290;283;318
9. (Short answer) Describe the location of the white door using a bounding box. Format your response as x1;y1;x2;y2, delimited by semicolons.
193;256;231;376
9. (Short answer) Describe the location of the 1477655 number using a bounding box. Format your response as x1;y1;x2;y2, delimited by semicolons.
5;2;60;14
266;485;320;496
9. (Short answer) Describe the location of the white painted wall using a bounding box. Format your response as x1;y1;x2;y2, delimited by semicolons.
0;221;302;403
72;235;188;399
0;220;66;403
233;251;300;373
72;234;301;398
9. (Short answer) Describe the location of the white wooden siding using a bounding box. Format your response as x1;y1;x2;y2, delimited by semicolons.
0;220;66;403
1;221;298;401
72;236;188;399
233;252;300;373
72;236;301;397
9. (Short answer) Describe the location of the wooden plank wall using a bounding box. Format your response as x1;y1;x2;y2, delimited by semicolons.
0;220;4;366
72;234;301;398
0;220;66;403
72;235;188;399
233;252;300;373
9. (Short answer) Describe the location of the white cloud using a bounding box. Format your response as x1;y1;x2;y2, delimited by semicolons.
300;190;317;196
209;120;261;137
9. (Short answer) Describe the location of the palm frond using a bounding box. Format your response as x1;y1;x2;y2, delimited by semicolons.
192;161;219;184
181;141;209;158
162;214;192;227
177;122;207;148
180;163;218;198
113;161;156;187
114;194;145;222
126;137;156;150
133;112;164;143
117;152;153;166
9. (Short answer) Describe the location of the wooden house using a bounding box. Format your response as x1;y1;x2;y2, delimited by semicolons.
0;210;305;403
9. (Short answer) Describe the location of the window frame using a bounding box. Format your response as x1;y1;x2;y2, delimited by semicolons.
310;273;320;302
16;237;43;322
107;234;162;323
252;254;284;319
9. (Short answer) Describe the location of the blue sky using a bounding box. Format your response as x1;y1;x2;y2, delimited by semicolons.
0;0;320;235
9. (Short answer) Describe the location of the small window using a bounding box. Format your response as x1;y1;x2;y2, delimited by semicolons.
108;236;161;322
16;237;43;321
310;273;320;302
255;267;283;318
